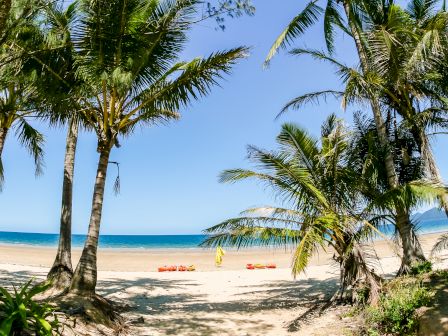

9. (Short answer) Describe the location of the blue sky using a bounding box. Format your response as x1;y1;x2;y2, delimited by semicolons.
1;1;447;235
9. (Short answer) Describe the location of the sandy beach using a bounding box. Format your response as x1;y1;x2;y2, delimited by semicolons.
0;232;447;335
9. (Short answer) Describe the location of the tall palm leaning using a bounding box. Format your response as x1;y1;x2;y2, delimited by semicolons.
68;0;247;295
12;1;82;289
203;116;382;303
40;2;81;291
262;0;436;273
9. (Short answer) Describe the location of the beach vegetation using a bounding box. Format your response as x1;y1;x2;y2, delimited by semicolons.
410;261;433;276
362;277;434;335
262;0;448;275
0;280;60;336
2;0;248;325
203;115;384;302
202;112;444;303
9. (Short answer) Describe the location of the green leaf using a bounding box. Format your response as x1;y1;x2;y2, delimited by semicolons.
0;314;16;336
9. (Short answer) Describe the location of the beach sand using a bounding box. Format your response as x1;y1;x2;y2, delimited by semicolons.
0;232;447;335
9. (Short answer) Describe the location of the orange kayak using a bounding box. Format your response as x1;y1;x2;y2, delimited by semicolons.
159;265;177;272
246;263;276;270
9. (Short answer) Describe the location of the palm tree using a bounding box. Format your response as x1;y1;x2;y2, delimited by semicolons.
364;1;448;215
262;0;448;272
264;0;398;193
63;0;247;295
40;2;81;291
348;112;444;274
8;1;82;289
203;115;382;302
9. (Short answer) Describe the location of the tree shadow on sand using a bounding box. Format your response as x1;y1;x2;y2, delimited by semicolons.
96;275;339;335
0;267;341;335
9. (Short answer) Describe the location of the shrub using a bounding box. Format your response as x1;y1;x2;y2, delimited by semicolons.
410;261;432;275
364;279;433;335
0;280;60;336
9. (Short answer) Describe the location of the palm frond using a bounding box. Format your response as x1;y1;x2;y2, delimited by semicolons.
279;90;344;116
264;1;323;67
201;216;304;249
431;233;448;255
14;118;44;176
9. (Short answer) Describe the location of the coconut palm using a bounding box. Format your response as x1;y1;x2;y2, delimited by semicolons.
203;115;382;302
39;2;81;291
348;112;444;273
364;1;448;215
263;0;448;272
7;1;83;289
61;0;248;295
264;0;399;194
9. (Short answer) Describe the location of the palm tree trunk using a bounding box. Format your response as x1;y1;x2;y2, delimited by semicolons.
47;119;79;289
70;144;112;295
342;2;398;189
396;208;426;275
342;2;425;272
0;0;11;38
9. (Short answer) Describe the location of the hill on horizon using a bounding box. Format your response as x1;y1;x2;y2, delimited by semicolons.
414;207;448;222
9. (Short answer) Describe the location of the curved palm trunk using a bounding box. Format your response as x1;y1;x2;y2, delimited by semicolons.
47;119;79;289
342;2;425;272
70;144;112;295
396;208;426;275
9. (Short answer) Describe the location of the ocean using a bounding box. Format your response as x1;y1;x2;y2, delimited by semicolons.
0;232;206;249
0;218;447;249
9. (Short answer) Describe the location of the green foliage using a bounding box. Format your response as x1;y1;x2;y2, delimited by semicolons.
364;279;433;335
0;280;60;336
203;115;383;301
410;261;433;275
431;234;448;256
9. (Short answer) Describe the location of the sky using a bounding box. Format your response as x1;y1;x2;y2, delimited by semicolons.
1;0;448;235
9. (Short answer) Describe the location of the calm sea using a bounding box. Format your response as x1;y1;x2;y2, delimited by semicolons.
0;218;447;249
0;232;206;249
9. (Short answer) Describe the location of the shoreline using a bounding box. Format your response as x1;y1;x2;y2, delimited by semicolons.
0;231;446;272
